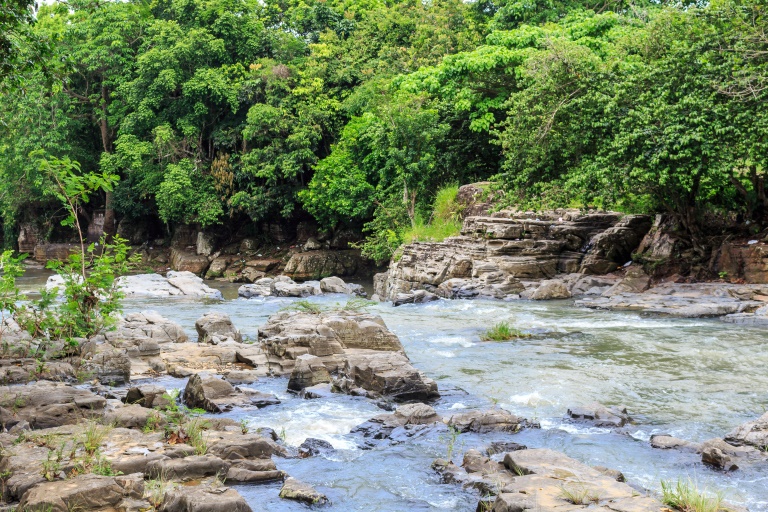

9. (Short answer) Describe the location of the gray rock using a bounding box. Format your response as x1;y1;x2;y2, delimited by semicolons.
287;354;331;392
725;411;768;448
567;403;631;427
160;484;252;512
279;477;328;505
195;312;243;344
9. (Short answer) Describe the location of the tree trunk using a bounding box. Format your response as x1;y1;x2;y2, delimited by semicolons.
100;85;116;238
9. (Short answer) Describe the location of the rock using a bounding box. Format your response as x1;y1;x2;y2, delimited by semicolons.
223;370;260;385
80;348;131;385
447;409;528;433
393;290;440;306
352;403;442;442
567;403;631;427
300;383;333;399
170;248;210;275
225;459;284;483
279;477;328;505
183;373;277;413
238;278;274;298
725;411;768;448
146;455;231;480
298;438;334;457
335;351;439;401
19;473;144;512
33;243;79;264
701;442;739;471
283;250;367;281
123;385;169;408
650;434;702;452
380;209;652;302
272;279;318;297
485;442;528;456
205;255;232;279
287;354;331;392
160;484;252;512
195;312;243;344
602;266;652;296
196;232;216;256
578;215;653;274
304;237;322;251
118;273;222;299
0;382;106;430
530;280;571;300
104;402;162;429
106;311;189;346
319;276;350;294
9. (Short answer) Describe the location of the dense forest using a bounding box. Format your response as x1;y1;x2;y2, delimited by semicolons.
1;0;767;263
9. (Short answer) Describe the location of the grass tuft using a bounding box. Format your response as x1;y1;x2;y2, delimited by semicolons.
661;479;725;512
280;299;323;314
560;483;600;504
403;185;463;243
480;322;530;341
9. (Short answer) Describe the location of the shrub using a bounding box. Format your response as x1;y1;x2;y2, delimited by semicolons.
480;322;529;341
661;479;725;512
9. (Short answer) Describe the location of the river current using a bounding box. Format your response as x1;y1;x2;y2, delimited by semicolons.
18;273;768;510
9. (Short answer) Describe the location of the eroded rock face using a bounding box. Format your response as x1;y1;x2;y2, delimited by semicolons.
381;209;652;302
19;473;144;512
196;312;243;344
283;250;367;281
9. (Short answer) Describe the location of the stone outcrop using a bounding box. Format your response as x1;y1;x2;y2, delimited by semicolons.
118;272;222;299
195;312;243;344
380;209;652;302
170;247;210;275
161;484;253;512
19;473;145;512
238;275;365;299
287;354;331;392
333;351;439;401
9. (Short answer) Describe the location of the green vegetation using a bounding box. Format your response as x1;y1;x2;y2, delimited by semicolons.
560;483;600;505
480;322;529;341
661;479;726;512
0;0;765;267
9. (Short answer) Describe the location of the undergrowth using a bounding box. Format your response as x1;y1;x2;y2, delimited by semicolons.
660;479;725;512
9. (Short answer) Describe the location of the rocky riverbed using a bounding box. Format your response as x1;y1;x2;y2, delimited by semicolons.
3;269;768;511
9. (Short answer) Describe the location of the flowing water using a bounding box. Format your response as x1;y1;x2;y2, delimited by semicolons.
17;272;768;510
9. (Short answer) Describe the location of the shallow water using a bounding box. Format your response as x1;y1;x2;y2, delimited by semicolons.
18;270;768;510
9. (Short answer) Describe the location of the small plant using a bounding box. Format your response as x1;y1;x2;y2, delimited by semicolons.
41;447;64;481
660;478;725;512
239;419;249;435
443;425;461;461
279;426;287;442
480;322;529;341
718;271;728;280
341;298;376;311
560;483;600;505
90;456;121;477
143;411;163;433
184;417;210;456
281;300;323;314
145;475;176;509
81;420;112;456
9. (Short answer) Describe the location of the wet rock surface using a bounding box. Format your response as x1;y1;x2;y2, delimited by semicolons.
118;272;223;299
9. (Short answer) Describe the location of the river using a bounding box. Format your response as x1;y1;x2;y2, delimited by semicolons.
17;271;768;510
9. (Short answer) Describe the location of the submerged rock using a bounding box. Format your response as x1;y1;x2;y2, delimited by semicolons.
446;409;530;433
566;403;632;427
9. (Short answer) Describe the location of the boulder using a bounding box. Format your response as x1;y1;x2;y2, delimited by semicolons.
578;215;653;274
650;434;701;452
319;276;350;294
335;351;439;401
530;280;571;300
108;311;189;345
287;354;331;392
195;312;243;344
183;373;278;413
272;280;318;297
725;411;768;449
238;278;274;298
279;477;328;505
567;403;631;428
170;248;210;275
393;290;440;306
80;348;131;385
123;385;169;408
160;484;252;512
447;409;529;434
283;250;367;280
298;438;334;458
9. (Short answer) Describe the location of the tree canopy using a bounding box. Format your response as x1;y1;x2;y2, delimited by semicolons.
0;0;766;262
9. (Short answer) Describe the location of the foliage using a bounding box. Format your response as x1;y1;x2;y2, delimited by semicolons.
280;299;324;314
402;185;463;243
660;479;725;512
480;322;529;341
0;251;25;336
560;483;600;505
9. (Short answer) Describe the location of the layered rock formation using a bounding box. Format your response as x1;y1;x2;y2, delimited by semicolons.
376;209;652;302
